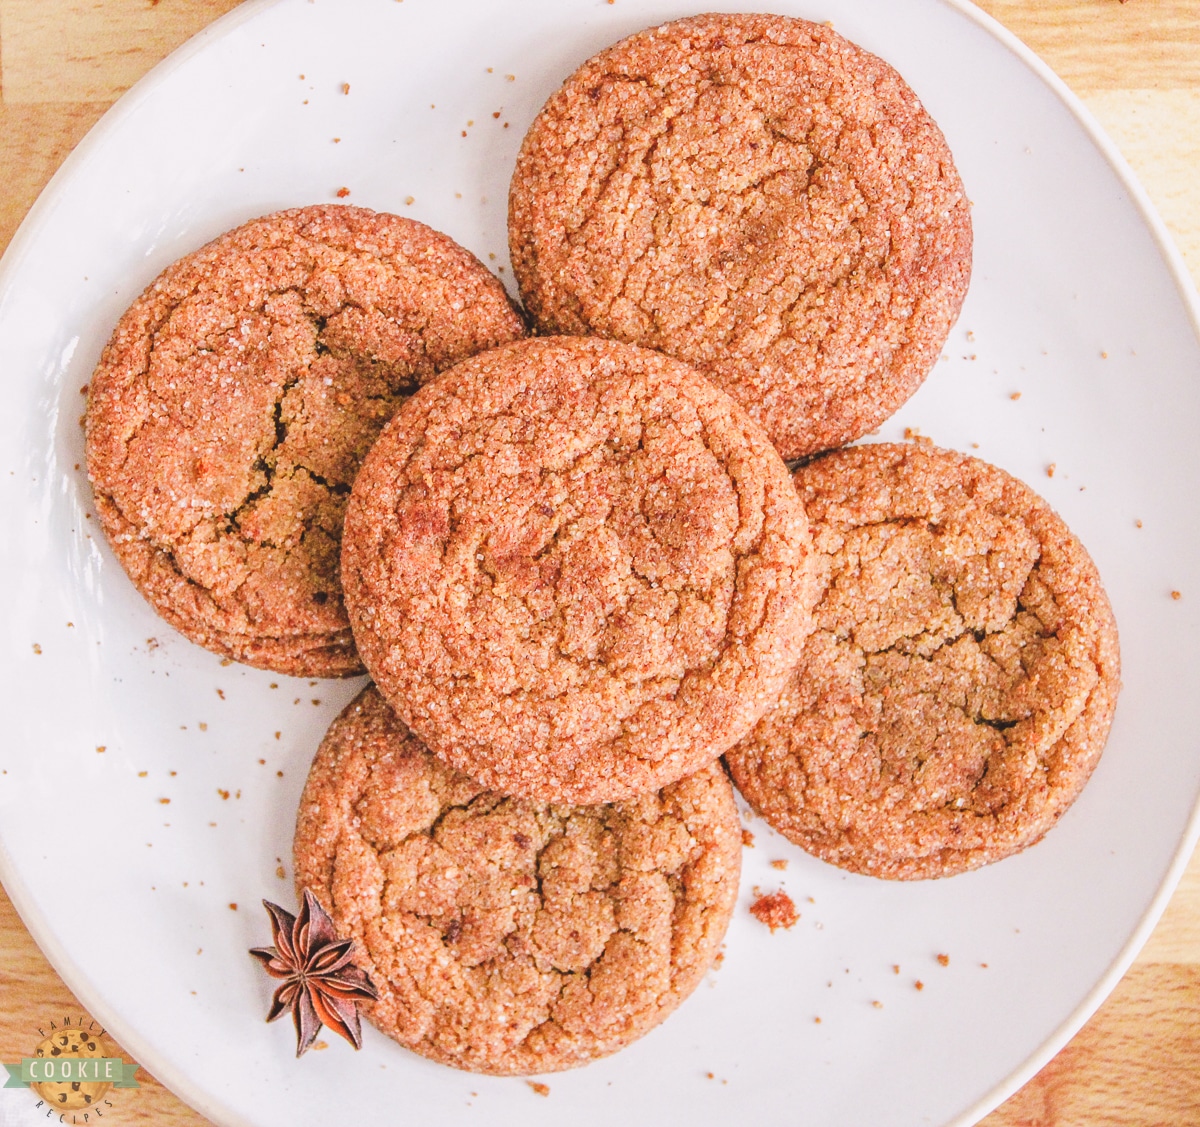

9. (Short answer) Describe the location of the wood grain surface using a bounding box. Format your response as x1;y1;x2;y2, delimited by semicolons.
1;2;1199;1125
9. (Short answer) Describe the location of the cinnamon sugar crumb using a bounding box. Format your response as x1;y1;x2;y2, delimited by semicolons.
937;953;950;967
1046;463;1056;478
1010;391;1022;400
527;1082;550;1097
750;890;798;932
1172;590;1182;600
741;829;755;847
336;187;350;198
769;859;788;870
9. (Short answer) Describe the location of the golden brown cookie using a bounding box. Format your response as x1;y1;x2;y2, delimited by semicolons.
724;443;1120;879
293;686;742;1075
341;335;814;803
509;13;972;460
85;205;525;678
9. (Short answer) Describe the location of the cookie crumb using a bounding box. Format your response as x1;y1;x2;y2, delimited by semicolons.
336;187;350;198
871;1000;883;1009
158;797;170;805
741;829;755;847
1010;391;1022;400
96;745;106;753
1135;519;1143;528
404;196;414;206
276;865;286;879
750;890;798;932
769;858;788;870
312;1040;329;1051
341;83;350;95
936;953;950;967
892;964;900;974
527;1081;550;1097
229;903;238;911
902;427;933;446
915;980;925;991
31;643;41;655
1172;590;1182;600
1046;463;1056;478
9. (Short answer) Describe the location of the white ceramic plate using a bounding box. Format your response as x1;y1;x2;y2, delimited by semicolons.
2;1;1199;1125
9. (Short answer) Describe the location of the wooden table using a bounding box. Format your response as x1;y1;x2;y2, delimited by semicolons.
2;2;1198;1123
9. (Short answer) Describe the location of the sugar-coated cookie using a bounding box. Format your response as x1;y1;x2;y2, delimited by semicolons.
725;443;1120;879
293;686;742;1075
86;205;524;677
509;13;972;459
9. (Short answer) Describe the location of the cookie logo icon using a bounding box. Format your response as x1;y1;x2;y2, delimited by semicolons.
3;1015;139;1119
30;1027;111;1111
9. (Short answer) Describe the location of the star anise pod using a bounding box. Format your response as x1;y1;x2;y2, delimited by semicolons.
249;889;378;1057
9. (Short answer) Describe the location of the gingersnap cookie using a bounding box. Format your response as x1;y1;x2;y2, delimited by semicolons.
85;205;525;678
509;13;972;461
341;335;814;803
724;443;1120;879
293;685;742;1075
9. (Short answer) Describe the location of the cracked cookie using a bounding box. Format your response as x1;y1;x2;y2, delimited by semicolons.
85;205;525;677
293;685;742;1074
724;443;1120;879
508;13;972;460
341;335;815;803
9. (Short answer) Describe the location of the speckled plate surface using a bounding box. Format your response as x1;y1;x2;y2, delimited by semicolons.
1;2;1199;1125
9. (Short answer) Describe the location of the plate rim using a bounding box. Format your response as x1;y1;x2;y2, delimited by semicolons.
1;2;1198;1125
